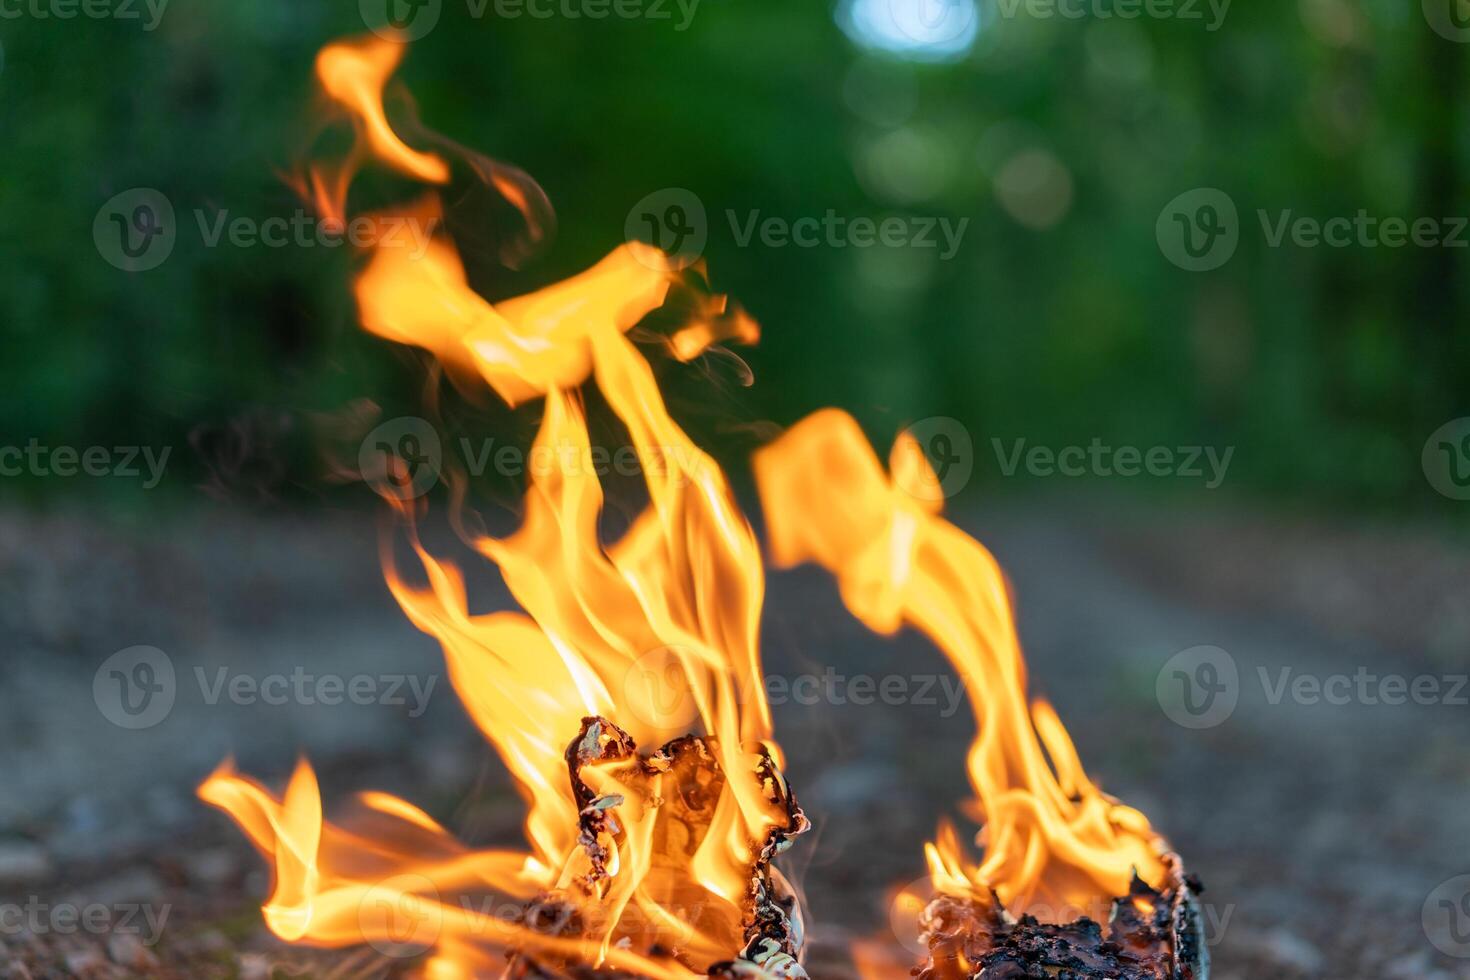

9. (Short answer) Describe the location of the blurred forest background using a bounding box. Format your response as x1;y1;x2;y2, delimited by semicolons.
0;0;1467;516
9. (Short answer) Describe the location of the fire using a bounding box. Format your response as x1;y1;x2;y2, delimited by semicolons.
754;410;1166;919
200;32;1175;980
202;35;797;979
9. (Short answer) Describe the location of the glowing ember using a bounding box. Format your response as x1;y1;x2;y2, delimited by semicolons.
200;33;1199;980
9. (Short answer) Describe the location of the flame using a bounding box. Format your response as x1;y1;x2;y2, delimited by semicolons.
753;409;1166;916
202;34;789;978
201;31;1170;978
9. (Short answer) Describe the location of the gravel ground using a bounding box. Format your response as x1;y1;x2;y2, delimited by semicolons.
2;497;1468;979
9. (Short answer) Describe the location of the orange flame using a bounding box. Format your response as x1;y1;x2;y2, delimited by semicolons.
201;31;1171;979
202;34;788;978
754;409;1166;916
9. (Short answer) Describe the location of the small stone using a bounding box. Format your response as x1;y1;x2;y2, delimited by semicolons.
237;952;272;980
1258;927;1325;973
107;932;160;971
71;869;165;908
186;847;238;886
0;841;51;885
63;945;108;975
1384;949;1455;980
182;928;230;955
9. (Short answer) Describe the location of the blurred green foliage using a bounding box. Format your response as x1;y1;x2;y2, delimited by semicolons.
0;0;1466;513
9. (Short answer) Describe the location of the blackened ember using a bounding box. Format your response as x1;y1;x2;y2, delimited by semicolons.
508;717;810;979
916;859;1207;980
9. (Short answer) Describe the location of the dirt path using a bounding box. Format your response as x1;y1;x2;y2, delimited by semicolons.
2;500;1467;978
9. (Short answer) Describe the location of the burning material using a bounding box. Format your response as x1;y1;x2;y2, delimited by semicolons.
202;33;799;980
197;31;1204;980
755;411;1205;978
506;716;808;979
912;857;1207;980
